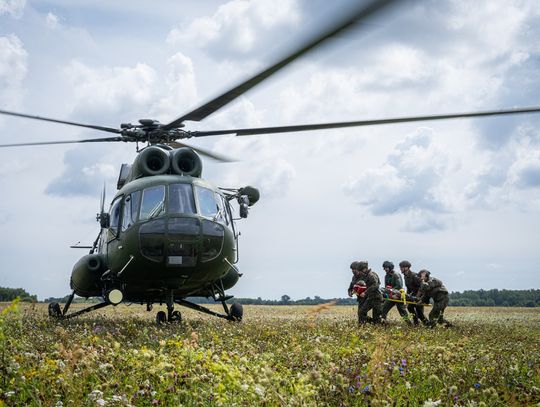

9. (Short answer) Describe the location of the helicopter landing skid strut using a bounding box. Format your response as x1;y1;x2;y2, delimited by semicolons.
175;299;232;321
48;291;112;320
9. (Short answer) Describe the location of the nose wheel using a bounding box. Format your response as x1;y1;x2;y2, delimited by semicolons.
156;290;183;324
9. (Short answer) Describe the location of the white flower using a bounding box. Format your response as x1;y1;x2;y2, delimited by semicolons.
88;390;103;401
254;385;265;396
423;400;441;407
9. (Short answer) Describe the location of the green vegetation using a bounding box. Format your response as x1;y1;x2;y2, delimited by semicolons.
0;303;539;406
0;287;36;303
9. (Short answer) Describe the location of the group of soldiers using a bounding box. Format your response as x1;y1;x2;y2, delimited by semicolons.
347;260;451;327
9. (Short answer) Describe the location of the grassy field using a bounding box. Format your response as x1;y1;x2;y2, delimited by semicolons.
1;302;539;406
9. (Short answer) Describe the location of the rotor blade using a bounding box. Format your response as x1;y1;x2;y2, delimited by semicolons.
163;0;397;129
188;106;540;137
0;136;125;148
0;109;121;134
167;141;236;162
100;182;106;214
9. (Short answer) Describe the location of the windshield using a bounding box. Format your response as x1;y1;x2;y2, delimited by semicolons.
195;186;219;218
169;183;196;214
140;185;165;221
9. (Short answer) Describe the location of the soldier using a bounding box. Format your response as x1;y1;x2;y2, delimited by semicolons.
399;260;427;325
356;261;383;324
347;261;363;297
418;269;451;327
348;261;367;323
380;261;411;325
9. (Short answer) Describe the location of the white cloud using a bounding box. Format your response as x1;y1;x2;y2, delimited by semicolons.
65;61;158;118
151;52;198;122
0;0;25;18
167;0;300;58
508;148;540;189
45;12;59;29
342;127;457;231
0;34;27;110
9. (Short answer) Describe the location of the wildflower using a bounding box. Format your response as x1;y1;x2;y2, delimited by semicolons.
348;386;355;393
422;399;441;407
55;402;63;407
405;382;411;390
401;359;407;367
88;390;103;401
362;385;371;394
474;383;481;389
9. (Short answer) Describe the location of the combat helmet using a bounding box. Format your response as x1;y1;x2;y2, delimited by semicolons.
399;260;411;268
382;260;394;270
357;261;369;271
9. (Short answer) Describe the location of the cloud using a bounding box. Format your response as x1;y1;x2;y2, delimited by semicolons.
65;61;158;120
343;128;455;224
150;52;198;122
0;0;25;18
341;127;463;232
465;127;540;209
45;145;119;197
45;12;59;29
0;34;27;110
508;148;540;189
167;0;300;59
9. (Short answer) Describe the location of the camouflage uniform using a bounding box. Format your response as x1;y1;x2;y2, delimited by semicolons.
381;270;411;324
403;271;427;325
419;277;449;327
357;269;382;324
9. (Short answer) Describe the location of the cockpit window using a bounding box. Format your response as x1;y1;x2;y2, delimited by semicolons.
122;191;141;231
215;193;229;225
195;186;219;218
140;185;165;221
169;183;196;215
109;197;122;231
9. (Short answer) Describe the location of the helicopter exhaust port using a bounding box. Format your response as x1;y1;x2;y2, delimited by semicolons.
106;288;124;305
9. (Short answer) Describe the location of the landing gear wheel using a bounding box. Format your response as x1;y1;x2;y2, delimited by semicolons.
156;311;167;324
229;303;243;321
48;302;62;318
169;310;182;323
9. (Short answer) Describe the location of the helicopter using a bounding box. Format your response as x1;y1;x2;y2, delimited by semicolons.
1;0;540;323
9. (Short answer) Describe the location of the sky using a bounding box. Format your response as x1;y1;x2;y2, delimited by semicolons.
1;0;539;301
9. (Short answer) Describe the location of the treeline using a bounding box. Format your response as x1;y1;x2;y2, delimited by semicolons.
221;290;540;307
449;289;540;307
0;287;37;302
2;287;540;307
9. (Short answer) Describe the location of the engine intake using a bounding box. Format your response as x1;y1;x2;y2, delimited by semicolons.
170;147;202;177
131;146;171;178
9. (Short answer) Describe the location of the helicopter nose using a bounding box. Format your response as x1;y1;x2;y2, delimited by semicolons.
138;217;224;265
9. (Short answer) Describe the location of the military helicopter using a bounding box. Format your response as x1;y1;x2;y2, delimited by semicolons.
1;0;539;323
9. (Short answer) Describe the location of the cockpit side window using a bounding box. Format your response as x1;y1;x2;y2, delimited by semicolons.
122;190;141;231
195;186;219;218
109;197;122;233
140;185;166;221
215;193;229;225
169;183;196;214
